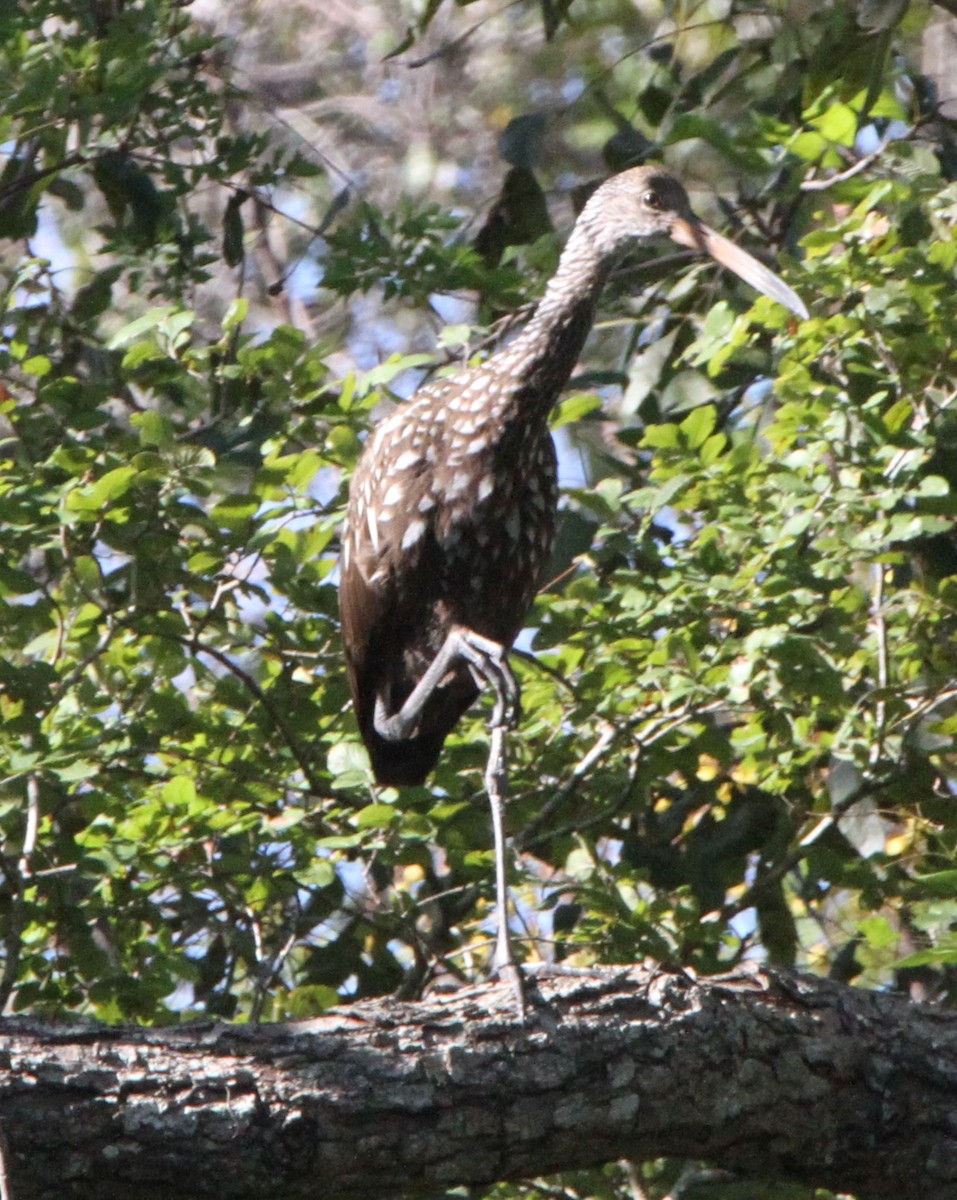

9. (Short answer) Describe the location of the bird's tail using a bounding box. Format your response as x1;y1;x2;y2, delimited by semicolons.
365;728;449;787
358;675;480;787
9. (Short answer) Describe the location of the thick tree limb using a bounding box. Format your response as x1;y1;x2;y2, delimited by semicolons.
1;964;956;1200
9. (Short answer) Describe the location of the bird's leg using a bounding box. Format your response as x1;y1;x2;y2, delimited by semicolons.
372;627;526;1019
484;721;526;1020
456;638;525;1019
372;628;470;742
373;627;519;741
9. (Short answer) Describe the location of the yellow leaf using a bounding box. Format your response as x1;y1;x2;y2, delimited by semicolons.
696;754;720;781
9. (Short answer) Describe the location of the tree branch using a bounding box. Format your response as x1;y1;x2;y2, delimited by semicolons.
1;965;956;1200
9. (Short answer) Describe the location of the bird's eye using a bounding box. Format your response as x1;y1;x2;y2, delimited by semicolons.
643;190;661;209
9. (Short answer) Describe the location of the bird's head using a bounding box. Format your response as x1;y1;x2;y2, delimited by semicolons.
579;164;808;319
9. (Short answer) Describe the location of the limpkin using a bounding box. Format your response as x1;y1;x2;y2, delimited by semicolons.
339;165;806;1002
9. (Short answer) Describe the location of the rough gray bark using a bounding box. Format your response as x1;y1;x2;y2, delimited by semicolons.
1;964;956;1200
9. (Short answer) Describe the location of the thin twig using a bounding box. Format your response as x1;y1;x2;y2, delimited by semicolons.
402;18;484;68
0;773;41;1013
800;143;890;191
869;563;888;767
619;1159;649;1200
18;775;39;880
519;699;724;849
0;1117;13;1200
0;152;85;205
249;900;301;1025
510;646;576;696
661;1163;735;1199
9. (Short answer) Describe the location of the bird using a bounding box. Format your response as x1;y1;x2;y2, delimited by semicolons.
339;164;807;996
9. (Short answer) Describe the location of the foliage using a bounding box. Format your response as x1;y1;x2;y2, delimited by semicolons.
3;0;957;1195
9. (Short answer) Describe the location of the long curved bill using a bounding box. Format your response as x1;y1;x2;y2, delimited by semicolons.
670;216;808;320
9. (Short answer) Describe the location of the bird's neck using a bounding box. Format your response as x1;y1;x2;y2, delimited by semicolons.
490;225;610;425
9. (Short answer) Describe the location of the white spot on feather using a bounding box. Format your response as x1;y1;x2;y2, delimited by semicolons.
401;519;427;550
382;481;405;507
448;470;471;497
366;506;380;551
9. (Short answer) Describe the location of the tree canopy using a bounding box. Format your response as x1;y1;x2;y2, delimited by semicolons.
3;1;957;1196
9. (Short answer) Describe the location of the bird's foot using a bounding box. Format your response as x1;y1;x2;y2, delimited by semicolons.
491;954;528;1022
490;905;530;1021
456;629;520;730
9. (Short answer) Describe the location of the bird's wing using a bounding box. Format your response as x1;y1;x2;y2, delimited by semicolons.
339;389;445;705
340;370;504;783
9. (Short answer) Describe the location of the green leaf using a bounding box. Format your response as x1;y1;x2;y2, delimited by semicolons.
642;423;680;449
355;803;398;829
664;114;764;171
223;297;248;331
107;307;178;349
858;916;896;950
910;871;957;899
65;466;135;512
210;493;259;531
162;777;197;807
812;102;858;146
552;392;602;429
679;404;717;450
21;355;51;377
131;410;174;448
895;946;957;969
